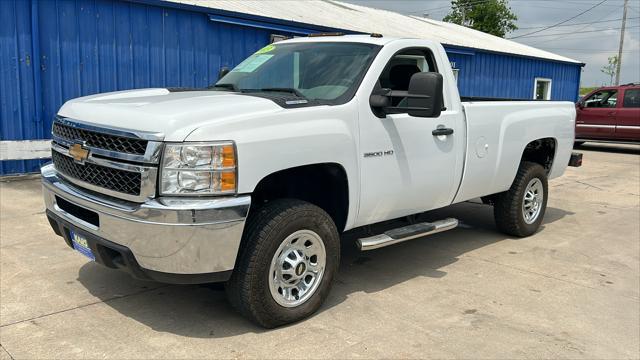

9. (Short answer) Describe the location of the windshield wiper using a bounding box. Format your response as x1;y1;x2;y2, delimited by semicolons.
209;83;238;91
244;87;306;99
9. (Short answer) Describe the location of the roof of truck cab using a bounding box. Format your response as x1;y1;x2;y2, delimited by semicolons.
164;0;582;64
281;34;399;46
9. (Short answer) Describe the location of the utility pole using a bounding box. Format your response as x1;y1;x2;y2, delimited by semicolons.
461;7;466;26
615;0;628;85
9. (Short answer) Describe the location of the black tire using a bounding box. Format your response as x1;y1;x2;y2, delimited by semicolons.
226;199;340;328
493;162;548;237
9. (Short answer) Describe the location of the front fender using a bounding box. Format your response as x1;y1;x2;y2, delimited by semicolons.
185;102;360;229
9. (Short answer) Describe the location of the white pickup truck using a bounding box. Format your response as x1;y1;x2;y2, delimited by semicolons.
42;34;582;327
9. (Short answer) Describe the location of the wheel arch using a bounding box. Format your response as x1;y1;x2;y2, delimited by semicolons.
249;163;350;232
482;138;556;206
520;137;558;175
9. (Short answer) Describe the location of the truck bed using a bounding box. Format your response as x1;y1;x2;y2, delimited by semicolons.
452;100;576;204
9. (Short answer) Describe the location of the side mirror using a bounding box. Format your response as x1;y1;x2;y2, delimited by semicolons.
577;101;584;109
406;72;443;118
218;67;230;80
369;88;391;117
370;90;391;108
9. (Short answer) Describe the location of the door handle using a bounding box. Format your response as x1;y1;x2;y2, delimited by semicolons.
432;128;454;136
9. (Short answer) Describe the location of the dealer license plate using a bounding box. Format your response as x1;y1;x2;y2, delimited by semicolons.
70;230;95;261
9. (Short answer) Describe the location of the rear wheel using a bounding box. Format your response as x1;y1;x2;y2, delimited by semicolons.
226;199;340;328
493;162;548;237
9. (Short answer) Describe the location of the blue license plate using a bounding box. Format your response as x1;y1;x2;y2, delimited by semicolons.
70;230;95;261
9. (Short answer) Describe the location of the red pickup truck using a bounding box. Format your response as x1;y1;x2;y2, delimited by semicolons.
575;83;640;144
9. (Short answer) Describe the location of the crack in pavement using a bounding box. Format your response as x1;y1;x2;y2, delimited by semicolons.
0;344;15;360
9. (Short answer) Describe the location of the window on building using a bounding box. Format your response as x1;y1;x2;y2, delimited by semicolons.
584;90;617;108
623;89;640;108
534;78;552;100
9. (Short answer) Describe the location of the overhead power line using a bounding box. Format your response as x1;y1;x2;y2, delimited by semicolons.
514;25;638;38
541;49;637;53
509;0;609;39
509;0;619;3
522;30;633;44
522;6;623;44
516;16;639;29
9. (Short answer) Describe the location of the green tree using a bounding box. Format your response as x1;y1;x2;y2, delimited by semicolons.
443;0;518;38
601;56;618;85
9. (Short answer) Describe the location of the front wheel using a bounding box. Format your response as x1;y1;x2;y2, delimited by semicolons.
493;162;548;237
226;199;340;328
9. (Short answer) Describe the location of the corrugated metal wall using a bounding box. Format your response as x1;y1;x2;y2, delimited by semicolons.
446;47;582;101
1;0;41;175
0;0;299;175
0;0;582;175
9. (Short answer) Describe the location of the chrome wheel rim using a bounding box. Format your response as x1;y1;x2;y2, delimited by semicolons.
522;178;544;224
269;230;326;308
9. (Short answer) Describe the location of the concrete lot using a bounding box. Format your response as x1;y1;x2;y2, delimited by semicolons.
1;143;639;359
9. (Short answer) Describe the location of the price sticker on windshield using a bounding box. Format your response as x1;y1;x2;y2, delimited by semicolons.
231;54;274;73
255;44;276;54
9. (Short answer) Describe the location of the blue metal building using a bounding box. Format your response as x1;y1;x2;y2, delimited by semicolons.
0;0;583;175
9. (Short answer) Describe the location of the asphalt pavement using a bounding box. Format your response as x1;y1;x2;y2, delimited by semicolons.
1;142;638;359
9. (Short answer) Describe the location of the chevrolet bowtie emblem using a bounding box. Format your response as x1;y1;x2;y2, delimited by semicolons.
69;143;90;163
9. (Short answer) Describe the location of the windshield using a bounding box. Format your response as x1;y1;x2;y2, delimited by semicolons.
214;42;380;104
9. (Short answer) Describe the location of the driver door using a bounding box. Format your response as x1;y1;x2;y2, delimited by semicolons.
356;48;465;226
577;89;618;139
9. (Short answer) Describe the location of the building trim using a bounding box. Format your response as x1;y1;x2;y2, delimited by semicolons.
443;46;476;56
444;44;585;67
130;0;348;34
0;140;51;161
207;13;316;35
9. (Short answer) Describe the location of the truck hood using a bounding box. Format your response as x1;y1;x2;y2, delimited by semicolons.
57;88;283;141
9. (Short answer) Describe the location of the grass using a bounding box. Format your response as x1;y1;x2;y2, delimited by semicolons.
579;86;599;96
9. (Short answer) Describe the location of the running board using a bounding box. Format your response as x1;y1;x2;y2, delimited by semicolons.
357;218;459;251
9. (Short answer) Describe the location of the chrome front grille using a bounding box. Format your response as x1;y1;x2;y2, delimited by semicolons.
52;151;142;196
53;122;148;155
50;117;163;202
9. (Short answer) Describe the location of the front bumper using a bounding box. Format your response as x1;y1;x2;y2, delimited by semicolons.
41;163;250;283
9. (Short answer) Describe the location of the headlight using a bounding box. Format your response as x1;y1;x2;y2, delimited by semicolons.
160;142;237;195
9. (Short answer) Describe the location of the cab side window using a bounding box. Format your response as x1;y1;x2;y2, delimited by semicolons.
376;49;438;107
623;89;640;108
584;90;618;108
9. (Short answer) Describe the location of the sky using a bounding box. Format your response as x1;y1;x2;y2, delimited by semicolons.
342;0;640;87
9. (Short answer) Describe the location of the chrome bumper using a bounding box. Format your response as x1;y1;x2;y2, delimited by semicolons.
41;163;250;277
